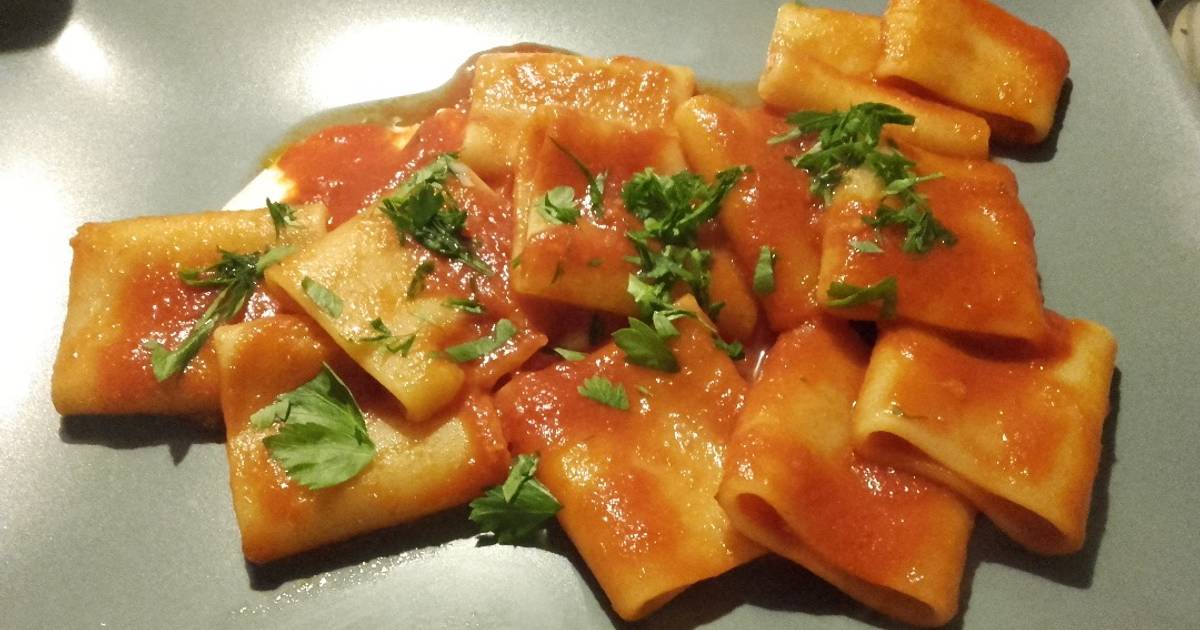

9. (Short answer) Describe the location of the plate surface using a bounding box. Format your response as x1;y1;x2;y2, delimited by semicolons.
3;1;1199;628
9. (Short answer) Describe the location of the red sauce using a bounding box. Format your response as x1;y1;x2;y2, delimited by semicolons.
97;261;281;411
277;109;467;227
885;317;1075;482
677;95;825;332
495;318;747;572
727;321;970;589
824;143;1045;340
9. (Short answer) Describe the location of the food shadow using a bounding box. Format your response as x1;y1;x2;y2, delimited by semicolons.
245;505;479;591
58;413;222;465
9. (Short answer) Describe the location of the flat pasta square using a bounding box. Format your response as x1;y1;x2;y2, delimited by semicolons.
213;315;509;564
876;0;1070;144
758;3;990;159
51;203;328;418
817;143;1046;340
495;297;763;621
461;52;695;179
719;318;974;627
267;158;547;421
852;314;1117;555
675;94;823;332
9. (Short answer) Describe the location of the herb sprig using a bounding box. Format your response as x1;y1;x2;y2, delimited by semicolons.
250;363;375;490
771;102;955;255
612;166;748;371
143;246;292;381
469;454;562;544
380;154;492;275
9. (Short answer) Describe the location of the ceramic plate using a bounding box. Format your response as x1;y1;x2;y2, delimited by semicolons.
4;0;1199;627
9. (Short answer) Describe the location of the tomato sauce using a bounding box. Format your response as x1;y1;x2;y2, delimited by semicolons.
98;261;281;410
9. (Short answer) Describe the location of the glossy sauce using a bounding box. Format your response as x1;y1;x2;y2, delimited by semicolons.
495;314;758;611
98;261;281;408
886;316;1075;482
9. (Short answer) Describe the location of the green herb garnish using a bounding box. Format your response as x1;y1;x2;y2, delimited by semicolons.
713;335;745;360
753;246;776;295
536;186;580;225
469;454;562;544
444;298;486;314
302;276;343;318
406;260;436;301
266;197;296;238
553;347;587;361
250;363;375;490
827;276;899;319
577;376;629;410
771;103;955;255
612;317;679;373
380;153;492;275
143;246;292;381
355;318;416;355
444;319;518;363
849;238;884;254
550;138;606;218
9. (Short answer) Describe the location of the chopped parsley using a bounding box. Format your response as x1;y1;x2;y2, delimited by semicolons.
379;153;492;275
444;297;486;314
614;166;748;370
266;197;297;238
406;260;436;301
250;363;375;490
355;318;416;356
536;186;580;225
469;454;562;544
553;347;587;361
713;335;745;360
850;237;884;254
550;138;606;218
827;277;899;319
577;376;629;410
143;246;292;381
771;102;955;255
444;319;517;363
301;276;343;318
612;317;679;373
753;246;776;295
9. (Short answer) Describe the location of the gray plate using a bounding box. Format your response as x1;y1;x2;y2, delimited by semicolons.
3;1;1199;628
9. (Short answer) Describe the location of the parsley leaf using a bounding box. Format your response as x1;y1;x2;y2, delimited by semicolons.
143;246;291;381
827;276;899;319
772;103;955;255
862;199;957;254
753;246;776;295
850;237;884;254
444;319;517;362
444;298;486;314
771;103;914;203
406;260;436;301
355;318;416;355
302;276;343;318
266;197;296;238
577;376;629;410
537;186;580;225
553;347;587;361
380;153;492;275
468;453;562;544
713;335;745;360
251;363;375;490
550;138;606;218
612;317;679;373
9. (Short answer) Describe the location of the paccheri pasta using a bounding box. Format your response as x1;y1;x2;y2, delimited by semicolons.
51;1;1114;626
